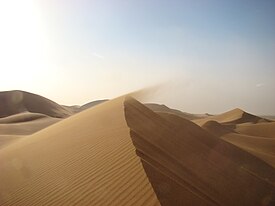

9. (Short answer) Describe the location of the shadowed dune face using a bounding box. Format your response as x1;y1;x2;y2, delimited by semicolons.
124;97;275;206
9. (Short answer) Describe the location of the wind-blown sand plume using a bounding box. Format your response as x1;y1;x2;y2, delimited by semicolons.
124;97;275;206
0;97;159;206
0;90;72;118
194;108;271;126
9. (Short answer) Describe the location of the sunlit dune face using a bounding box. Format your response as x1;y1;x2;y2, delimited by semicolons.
0;0;50;84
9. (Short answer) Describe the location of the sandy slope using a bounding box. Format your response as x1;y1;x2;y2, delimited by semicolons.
0;97;159;206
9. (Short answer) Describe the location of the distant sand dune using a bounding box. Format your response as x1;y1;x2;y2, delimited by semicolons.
0;115;59;136
0;113;61;148
236;122;275;138
0;112;51;124
195;109;275;169
202;120;236;136
0;90;72;118
222;133;275;167
194;108;271;126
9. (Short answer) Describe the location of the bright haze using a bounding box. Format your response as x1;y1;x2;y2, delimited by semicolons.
0;0;274;115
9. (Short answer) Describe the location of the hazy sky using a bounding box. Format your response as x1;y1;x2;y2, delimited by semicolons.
0;0;275;114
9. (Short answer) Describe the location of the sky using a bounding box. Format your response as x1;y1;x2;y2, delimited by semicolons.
0;0;275;115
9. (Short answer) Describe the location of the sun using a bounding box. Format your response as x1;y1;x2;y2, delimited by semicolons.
0;0;51;87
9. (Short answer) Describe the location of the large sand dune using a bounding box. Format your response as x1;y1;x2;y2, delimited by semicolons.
0;93;274;206
0;97;160;206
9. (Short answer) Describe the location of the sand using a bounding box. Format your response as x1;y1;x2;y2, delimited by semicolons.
196;108;275;171
145;103;208;120
0;90;72;118
0;97;160;206
0;91;274;205
194;108;270;126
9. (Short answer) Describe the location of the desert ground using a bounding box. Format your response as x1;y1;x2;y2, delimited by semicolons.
0;90;274;206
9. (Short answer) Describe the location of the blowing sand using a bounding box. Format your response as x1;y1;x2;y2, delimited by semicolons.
0;91;274;206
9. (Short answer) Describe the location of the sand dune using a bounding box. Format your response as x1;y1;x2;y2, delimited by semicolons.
0;112;60;148
0;112;52;124
194;108;270;126
194;110;275;169
0;91;274;205
0;97;159;206
201;120;236;137
0;116;59;136
0;90;72;118
236;122;275;138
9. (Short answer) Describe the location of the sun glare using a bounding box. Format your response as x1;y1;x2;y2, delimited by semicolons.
0;0;50;86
